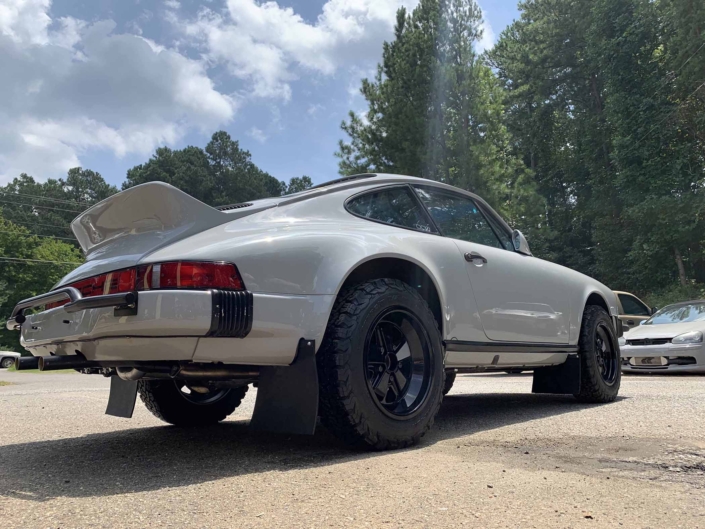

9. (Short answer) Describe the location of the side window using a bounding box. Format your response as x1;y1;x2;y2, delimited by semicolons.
413;186;504;248
346;186;436;233
618;294;650;316
483;210;514;251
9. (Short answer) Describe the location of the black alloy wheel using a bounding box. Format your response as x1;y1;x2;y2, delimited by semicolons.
594;322;618;385
364;309;432;418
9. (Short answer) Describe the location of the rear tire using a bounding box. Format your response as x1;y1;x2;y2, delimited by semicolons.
1;357;15;369
138;380;248;426
317;279;444;450
574;305;621;403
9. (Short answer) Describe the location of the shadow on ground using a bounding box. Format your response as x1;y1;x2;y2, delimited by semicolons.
0;392;620;502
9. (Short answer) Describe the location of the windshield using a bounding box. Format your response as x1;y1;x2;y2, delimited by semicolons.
644;302;705;325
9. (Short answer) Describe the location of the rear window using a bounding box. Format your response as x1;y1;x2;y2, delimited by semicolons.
346;186;436;234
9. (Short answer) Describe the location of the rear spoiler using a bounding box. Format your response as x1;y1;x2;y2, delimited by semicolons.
71;182;232;256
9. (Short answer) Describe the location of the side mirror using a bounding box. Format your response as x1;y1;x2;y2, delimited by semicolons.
512;230;532;256
650;307;658;315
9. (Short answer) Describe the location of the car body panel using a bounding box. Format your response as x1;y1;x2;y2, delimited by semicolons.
17;175;618;368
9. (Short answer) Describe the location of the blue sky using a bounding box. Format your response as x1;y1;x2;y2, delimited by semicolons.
0;0;520;188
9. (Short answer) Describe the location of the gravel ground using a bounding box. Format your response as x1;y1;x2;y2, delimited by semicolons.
1;370;704;529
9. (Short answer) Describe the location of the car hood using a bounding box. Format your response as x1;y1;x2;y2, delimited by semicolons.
625;320;705;340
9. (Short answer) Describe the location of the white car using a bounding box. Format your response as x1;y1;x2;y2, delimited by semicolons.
0;351;20;369
7;174;623;449
621;300;705;374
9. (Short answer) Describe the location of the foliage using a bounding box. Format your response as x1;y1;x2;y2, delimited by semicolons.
0;169;118;239
124;131;311;205
0;213;83;351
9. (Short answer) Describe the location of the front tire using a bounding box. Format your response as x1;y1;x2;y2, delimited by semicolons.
317;279;445;450
574;305;621;403
138;380;248;426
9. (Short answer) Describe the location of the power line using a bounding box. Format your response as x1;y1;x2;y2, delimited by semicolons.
0;191;94;206
0;256;82;265
0;230;76;241
0;199;83;213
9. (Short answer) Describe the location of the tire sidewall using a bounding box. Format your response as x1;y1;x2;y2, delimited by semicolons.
345;286;444;438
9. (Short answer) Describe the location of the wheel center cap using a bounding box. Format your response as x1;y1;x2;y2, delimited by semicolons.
385;354;398;372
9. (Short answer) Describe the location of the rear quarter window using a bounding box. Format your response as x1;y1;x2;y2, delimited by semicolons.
345;186;436;234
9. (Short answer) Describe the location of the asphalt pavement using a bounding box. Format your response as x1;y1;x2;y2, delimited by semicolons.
1;369;704;528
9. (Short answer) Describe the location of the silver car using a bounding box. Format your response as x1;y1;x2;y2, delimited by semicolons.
0;351;20;369
621;300;705;374
7;174;623;449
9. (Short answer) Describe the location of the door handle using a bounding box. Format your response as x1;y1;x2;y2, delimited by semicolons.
464;252;487;265
626;320;635;326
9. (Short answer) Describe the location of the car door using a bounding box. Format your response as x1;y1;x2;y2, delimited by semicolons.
616;293;651;331
413;185;570;344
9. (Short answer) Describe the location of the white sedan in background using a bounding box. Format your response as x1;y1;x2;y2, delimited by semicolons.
0;351;20;369
621;300;705;373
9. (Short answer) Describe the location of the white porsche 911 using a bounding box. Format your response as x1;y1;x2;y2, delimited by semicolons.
7;174;623;449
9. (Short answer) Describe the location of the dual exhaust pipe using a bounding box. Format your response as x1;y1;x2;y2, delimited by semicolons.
14;354;259;380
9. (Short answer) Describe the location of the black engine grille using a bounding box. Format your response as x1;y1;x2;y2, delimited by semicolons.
208;290;253;338
626;338;671;346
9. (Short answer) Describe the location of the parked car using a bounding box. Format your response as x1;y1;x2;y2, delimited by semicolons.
613;291;654;331
0;351;20;369
7;174;623;449
621;300;705;374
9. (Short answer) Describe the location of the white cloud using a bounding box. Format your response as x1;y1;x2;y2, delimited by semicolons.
247;127;267;143
307;103;324;116
175;0;419;101
476;10;495;53
0;1;237;183
164;0;180;10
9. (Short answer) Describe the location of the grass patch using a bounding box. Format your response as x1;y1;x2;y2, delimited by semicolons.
7;365;75;374
0;381;14;386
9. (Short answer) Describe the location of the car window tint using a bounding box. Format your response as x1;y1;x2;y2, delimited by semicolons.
618;294;650;316
413;186;503;248
346;187;436;233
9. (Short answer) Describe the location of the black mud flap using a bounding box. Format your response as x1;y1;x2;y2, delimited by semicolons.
250;339;318;435
105;376;138;418
532;354;581;395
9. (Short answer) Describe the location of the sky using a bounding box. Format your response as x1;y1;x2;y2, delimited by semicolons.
0;0;520;188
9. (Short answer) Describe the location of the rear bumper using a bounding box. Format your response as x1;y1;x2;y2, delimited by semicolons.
18;290;333;366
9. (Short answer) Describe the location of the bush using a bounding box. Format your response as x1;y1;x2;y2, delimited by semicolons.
643;283;705;311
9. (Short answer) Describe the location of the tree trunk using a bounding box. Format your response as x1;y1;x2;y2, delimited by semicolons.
674;247;688;286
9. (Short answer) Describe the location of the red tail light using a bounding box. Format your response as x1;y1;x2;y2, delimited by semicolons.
46;261;244;310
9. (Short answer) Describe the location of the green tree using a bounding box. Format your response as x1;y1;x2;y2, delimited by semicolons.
0;169;117;240
124;131;288;206
285;176;313;194
0;213;83;351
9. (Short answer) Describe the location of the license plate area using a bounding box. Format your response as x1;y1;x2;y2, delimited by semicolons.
630;356;667;367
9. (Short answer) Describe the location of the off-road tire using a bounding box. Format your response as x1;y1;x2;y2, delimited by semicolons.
1;357;15;369
317;278;445;450
443;370;456;395
574;305;621;403
138;380;248;426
